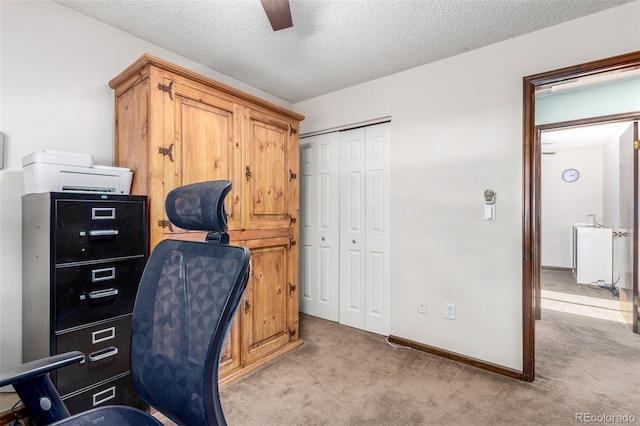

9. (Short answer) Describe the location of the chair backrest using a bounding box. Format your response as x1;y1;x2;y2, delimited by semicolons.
130;181;250;426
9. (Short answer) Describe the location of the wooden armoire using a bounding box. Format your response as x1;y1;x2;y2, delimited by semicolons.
109;54;304;384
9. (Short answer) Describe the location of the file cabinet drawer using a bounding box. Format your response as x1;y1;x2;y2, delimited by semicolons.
62;373;145;415
55;316;133;395
55;258;144;330
55;199;146;263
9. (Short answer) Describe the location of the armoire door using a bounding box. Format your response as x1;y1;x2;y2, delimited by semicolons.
218;315;241;377
299;133;340;321
242;237;295;364
244;109;298;230
339;123;391;336
162;78;243;236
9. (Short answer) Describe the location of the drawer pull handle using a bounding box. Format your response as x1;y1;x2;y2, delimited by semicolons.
92;386;116;407
80;288;119;301
88;347;119;363
92;208;116;220
92;327;116;344
92;267;116;282
88;229;119;237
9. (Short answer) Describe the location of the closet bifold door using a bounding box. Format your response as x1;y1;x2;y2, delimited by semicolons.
339;123;391;336
299;133;340;322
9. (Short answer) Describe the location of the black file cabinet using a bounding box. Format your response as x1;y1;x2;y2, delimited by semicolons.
22;192;148;414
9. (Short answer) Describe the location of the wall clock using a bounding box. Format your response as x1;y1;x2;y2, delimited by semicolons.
562;168;579;182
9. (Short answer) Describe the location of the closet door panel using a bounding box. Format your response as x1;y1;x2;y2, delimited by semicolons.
300;139;316;315
314;134;340;321
364;123;391;335
339;129;366;329
299;134;340;321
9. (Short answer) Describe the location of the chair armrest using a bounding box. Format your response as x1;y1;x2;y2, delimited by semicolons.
0;351;85;388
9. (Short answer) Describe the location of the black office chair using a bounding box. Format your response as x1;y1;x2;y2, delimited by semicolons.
0;181;250;426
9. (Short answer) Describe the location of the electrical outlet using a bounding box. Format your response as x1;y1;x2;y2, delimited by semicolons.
445;303;455;320
418;298;427;314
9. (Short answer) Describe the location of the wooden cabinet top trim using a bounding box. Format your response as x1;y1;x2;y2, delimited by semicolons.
109;53;305;122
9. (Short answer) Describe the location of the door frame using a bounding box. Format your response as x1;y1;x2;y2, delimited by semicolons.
522;51;640;382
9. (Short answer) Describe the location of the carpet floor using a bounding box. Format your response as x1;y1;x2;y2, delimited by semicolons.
219;270;639;425
159;269;640;425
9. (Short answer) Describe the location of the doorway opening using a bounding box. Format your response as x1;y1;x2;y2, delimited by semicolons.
539;120;636;326
522;51;640;382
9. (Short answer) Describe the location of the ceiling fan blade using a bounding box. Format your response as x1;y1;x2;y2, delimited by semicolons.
260;0;293;31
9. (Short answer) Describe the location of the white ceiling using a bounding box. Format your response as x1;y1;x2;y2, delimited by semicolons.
541;122;634;154
53;0;633;104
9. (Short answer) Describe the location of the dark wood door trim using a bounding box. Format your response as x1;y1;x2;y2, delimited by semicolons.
537;112;640;131
633;122;639;334
522;51;640;382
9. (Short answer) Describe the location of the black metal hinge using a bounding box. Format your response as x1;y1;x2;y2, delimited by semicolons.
157;220;174;232
289;123;297;136
157;81;174;100
159;143;174;162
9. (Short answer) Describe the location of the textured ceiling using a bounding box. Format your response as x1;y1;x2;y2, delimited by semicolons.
53;0;633;103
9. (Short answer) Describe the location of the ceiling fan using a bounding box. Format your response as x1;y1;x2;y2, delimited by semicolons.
260;0;293;31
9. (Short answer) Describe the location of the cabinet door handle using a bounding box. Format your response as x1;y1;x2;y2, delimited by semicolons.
88;229;119;238
88;346;119;362
80;288;118;301
245;166;252;180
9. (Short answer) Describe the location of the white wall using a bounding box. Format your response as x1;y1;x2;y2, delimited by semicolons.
294;2;640;371
541;148;604;268
0;0;292;373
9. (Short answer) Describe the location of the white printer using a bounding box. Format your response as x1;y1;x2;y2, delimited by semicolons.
22;149;133;194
